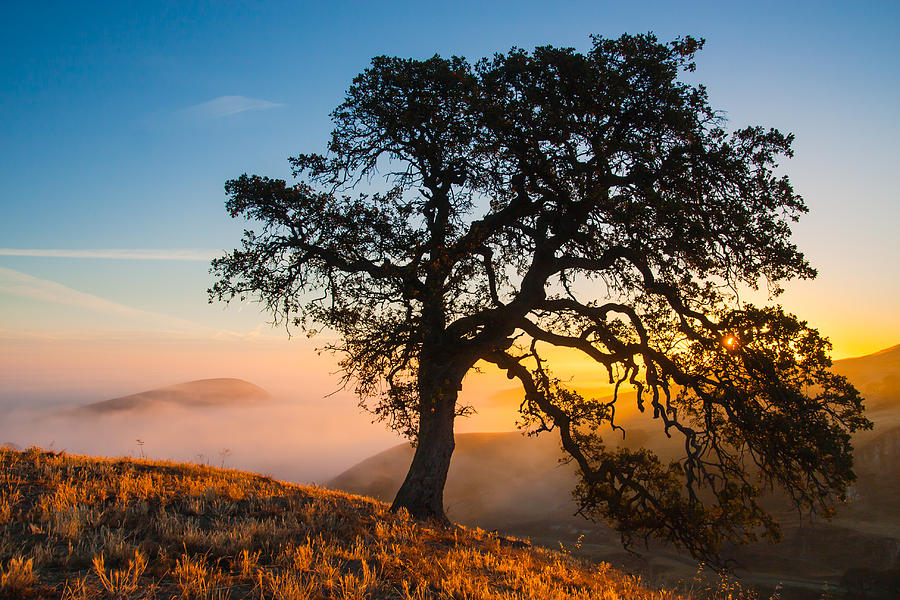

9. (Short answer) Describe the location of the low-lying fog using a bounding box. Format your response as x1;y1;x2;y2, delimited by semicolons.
0;331;537;484
0;367;533;484
0;394;403;484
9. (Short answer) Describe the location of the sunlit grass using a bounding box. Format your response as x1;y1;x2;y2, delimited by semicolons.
0;446;762;599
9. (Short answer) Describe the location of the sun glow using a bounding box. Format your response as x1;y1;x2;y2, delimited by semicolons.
722;334;739;350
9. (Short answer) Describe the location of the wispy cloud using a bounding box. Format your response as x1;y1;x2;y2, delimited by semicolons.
180;95;285;119
0;327;289;344
0;248;220;261
0;266;202;330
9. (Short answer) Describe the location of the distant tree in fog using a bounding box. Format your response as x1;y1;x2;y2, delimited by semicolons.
211;33;871;564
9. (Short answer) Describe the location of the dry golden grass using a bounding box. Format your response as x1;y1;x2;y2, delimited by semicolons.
0;447;762;599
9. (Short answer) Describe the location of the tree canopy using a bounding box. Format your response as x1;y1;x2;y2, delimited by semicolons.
210;33;871;564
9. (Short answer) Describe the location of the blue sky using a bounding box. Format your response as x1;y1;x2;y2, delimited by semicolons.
1;1;899;405
3;1;897;246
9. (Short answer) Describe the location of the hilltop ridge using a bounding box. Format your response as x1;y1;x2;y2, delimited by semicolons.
0;447;704;599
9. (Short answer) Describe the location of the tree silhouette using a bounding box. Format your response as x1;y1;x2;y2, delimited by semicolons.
210;33;871;562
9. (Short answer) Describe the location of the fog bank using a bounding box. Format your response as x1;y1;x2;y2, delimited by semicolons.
0;396;401;484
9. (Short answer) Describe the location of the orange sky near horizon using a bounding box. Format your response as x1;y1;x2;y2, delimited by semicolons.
2;319;895;439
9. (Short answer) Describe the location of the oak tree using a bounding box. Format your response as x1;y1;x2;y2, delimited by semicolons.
210;34;871;562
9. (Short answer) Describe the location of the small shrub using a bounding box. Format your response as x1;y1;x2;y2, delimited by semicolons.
337;560;377;600
258;568;318;600
173;553;227;600
1;556;38;598
233;548;260;581
0;489;20;524
92;551;147;598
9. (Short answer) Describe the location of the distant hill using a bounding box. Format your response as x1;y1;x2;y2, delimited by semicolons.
833;344;900;414
0;447;675;600
331;344;900;599
74;378;271;415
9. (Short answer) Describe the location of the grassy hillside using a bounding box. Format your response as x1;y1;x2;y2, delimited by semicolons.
0;447;747;600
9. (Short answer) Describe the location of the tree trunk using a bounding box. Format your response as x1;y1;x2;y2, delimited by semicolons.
391;374;459;522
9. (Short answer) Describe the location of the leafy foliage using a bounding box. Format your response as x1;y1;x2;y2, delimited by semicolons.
211;33;871;563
